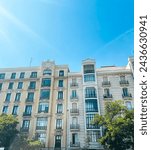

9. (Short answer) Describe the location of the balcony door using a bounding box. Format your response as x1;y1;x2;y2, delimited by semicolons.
72;133;78;144
55;135;61;149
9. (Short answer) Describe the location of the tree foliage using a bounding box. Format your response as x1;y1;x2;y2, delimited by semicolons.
0;114;18;148
10;133;44;150
93;100;134;150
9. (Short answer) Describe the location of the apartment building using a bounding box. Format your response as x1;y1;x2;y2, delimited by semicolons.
0;57;134;150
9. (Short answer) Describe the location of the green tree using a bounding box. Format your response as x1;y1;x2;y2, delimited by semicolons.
0;114;18;148
93;100;134;150
10;133;44;150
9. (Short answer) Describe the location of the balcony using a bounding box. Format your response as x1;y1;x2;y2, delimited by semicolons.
85;94;97;98
70;82;78;87
120;80;129;86
102;81;111;87
20;127;29;132
70;109;79;115
103;94;113;100
38;109;48;113
25;98;34;103
70;95;78;100
23;112;31;117
70;124;80;131
122;93;132;99
36;126;47;130
86;109;98;113
28;86;36;90
86;124;100;129
70;142;80;147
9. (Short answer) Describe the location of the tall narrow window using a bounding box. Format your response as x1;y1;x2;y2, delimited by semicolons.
2;106;8;114
18;82;23;89
58;80;63;87
56;119;62;129
8;82;14;89
28;81;36;89
27;92;34;101
122;88;128;96
0;83;2;90
15;93;21;101
59;70;64;77
11;73;16;79
24;105;32;115
5;93;11;102
58;91;63;99
12;106;18;115
57;104;63;113
20;72;25;78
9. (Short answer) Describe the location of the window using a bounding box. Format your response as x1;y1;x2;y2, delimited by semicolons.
57;104;63;113
83;65;95;74
40;89;50;100
85;99;98;112
0;73;5;79
24;105;32;115
71;133;79;145
84;74;95;82
38;103;49;113
103;76;108;82
37;133;46;143
12;106;18;115
15;93;21;101
120;75;125;81
30;72;37;78
122;88;128;96
5;93;11;102
125;101;132;110
58;91;63;99
0;83;2;90
2;106;8;114
72;103;77;109
55;135;61;148
20;72;25;78
85;87;97;98
59;70;64;77
22;120;30;129
43;69;52;75
56;119;62;129
72;117;78;125
28;81;36;89
87;131;101;142
36;117;48;130
104;89;110;95
58;80;63;87
26;92;34;102
17;82;23;89
8;82;14;89
41;78;51;87
11;73;16;79
86;114;99;129
71;90;77;98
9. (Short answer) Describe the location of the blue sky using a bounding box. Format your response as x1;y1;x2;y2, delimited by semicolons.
0;0;134;71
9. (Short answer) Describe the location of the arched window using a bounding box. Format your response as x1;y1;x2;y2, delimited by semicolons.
43;69;52;75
